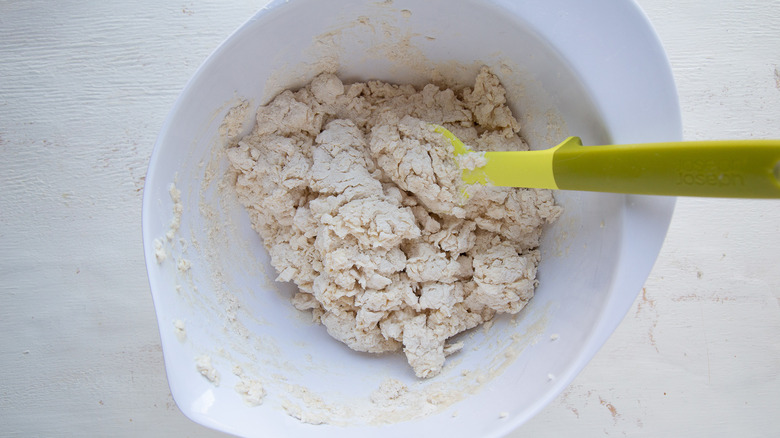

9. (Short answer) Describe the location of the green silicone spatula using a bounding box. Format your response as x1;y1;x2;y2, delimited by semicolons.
432;125;780;198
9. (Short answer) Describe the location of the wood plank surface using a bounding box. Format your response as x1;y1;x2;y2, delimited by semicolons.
1;0;778;436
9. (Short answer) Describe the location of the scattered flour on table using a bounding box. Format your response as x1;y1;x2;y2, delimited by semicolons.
226;67;561;379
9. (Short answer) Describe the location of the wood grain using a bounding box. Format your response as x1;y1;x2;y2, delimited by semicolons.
0;0;778;436
0;1;260;436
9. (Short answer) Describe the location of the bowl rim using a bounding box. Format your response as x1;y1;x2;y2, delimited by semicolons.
142;0;681;436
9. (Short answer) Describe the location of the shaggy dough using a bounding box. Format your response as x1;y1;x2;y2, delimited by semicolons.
227;68;561;378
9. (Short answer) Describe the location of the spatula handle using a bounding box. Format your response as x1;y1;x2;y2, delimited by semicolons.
551;137;780;198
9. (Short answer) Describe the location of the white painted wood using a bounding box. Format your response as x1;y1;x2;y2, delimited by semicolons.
516;1;780;436
0;0;777;436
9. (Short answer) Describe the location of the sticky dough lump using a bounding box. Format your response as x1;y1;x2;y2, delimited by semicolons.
227;68;562;378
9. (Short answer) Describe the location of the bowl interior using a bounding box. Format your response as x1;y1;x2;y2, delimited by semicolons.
143;0;679;436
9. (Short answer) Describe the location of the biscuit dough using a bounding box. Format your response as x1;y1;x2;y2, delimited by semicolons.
227;68;561;378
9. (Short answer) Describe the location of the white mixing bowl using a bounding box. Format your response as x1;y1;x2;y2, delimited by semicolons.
142;0;680;436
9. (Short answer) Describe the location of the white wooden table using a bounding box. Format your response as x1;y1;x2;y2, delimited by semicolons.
1;1;778;436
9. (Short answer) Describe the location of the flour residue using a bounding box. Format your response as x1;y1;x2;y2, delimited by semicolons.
153;1;574;427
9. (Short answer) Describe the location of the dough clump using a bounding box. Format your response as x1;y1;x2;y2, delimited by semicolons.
227;68;562;378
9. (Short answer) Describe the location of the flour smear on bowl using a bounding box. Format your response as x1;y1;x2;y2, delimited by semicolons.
225;68;561;378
